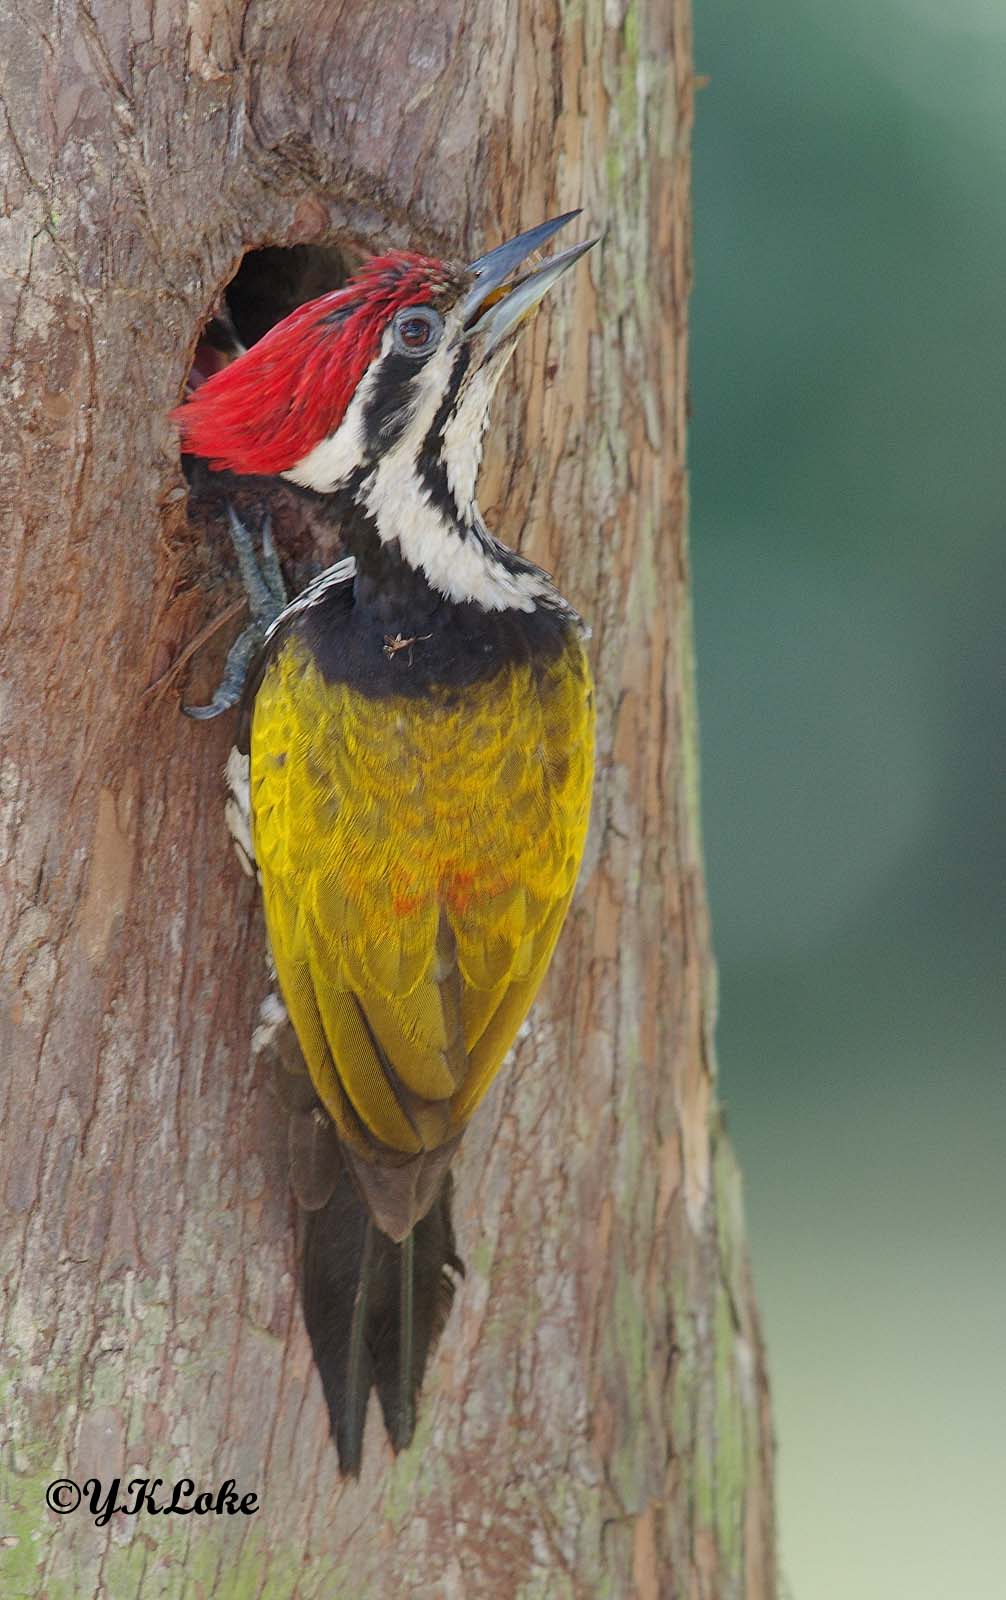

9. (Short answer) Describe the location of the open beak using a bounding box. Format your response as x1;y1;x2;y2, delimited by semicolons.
458;211;599;356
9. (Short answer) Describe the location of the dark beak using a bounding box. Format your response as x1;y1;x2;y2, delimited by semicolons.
458;211;599;353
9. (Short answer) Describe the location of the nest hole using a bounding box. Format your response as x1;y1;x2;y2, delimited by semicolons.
223;242;354;348
184;241;362;581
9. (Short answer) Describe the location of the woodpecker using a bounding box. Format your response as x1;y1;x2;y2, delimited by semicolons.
173;213;597;1473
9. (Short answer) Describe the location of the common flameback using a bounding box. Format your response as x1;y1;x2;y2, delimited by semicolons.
173;214;597;1472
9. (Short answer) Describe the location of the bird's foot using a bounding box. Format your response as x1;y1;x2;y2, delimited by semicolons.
183;504;288;720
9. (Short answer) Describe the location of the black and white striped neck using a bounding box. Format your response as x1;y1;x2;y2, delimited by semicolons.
280;321;559;614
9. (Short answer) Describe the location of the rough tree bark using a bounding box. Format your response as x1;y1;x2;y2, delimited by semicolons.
0;1;775;1595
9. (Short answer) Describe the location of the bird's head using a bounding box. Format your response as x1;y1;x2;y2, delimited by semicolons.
173;214;595;609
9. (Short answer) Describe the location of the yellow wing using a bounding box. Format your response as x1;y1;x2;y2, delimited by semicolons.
249;632;593;1159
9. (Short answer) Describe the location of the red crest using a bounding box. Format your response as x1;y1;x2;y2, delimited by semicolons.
172;253;456;476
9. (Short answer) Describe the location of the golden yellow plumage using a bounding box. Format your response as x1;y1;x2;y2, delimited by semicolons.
250;632;594;1160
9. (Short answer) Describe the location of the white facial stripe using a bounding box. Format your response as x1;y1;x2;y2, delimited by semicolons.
280;314;549;612
356;335;536;610
364;469;537;610
280;335;386;494
441;363;496;519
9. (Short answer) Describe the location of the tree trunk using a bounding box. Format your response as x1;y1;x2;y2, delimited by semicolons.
0;0;775;1594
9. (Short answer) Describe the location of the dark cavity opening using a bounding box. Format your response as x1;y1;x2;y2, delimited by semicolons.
225;242;353;347
189;242;356;390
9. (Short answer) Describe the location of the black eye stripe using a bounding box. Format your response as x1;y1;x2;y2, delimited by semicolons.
414;345;473;526
361;309;452;454
362;353;421;454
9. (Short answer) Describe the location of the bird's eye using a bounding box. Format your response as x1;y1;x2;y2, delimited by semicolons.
392;306;444;358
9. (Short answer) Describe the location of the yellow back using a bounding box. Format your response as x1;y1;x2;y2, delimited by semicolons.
250;633;594;1157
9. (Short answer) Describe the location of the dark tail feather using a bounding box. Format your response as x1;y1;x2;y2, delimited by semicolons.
300;1159;463;1475
371;1179;462;1452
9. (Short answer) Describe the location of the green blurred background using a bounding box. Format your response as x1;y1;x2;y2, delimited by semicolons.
690;2;1005;1595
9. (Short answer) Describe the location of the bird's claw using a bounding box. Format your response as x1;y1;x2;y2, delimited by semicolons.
183;505;288;720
